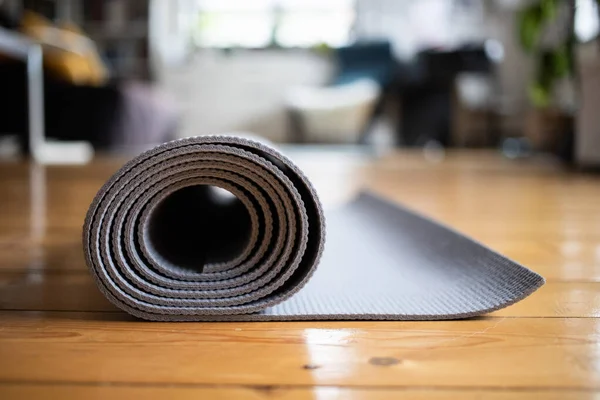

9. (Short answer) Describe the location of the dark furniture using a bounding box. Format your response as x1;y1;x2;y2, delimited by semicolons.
0;60;177;152
0;62;117;149
398;45;494;147
332;41;396;87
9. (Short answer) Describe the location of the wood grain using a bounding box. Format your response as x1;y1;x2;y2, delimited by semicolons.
0;150;599;398
0;384;597;400
1;313;599;389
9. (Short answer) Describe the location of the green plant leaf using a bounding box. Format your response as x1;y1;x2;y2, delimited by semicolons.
518;6;543;52
529;83;551;108
540;0;558;20
551;48;570;77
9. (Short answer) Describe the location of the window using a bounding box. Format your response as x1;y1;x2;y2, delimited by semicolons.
194;0;355;48
575;0;600;43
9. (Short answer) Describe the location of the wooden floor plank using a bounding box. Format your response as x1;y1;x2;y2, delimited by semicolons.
1;384;598;400
0;313;598;389
490;281;600;317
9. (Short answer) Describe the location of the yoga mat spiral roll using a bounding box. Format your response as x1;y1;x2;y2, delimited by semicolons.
83;136;544;321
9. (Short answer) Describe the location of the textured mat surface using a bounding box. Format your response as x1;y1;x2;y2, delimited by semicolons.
83;136;544;321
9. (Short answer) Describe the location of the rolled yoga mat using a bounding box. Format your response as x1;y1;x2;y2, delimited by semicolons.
83;136;544;321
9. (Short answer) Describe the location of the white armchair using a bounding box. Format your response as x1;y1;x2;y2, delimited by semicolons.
285;79;381;144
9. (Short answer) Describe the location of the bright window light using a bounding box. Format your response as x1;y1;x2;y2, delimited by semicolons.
575;0;600;43
195;0;355;48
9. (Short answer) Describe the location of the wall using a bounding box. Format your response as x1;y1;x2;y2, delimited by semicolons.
158;49;333;142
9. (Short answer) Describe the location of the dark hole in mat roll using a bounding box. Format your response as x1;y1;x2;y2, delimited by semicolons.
83;135;545;321
146;185;252;273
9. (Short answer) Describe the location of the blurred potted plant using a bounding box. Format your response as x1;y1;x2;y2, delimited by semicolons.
518;0;600;165
518;0;577;159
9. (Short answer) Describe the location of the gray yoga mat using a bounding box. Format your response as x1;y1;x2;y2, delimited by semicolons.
83;136;544;321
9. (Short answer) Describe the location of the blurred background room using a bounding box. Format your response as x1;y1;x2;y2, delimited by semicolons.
0;0;599;166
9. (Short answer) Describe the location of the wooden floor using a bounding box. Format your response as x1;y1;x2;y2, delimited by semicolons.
1;149;599;399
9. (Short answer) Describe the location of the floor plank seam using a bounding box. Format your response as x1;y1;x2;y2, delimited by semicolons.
0;380;599;392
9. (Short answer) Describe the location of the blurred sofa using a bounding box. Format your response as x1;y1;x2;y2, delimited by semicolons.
0;59;178;152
